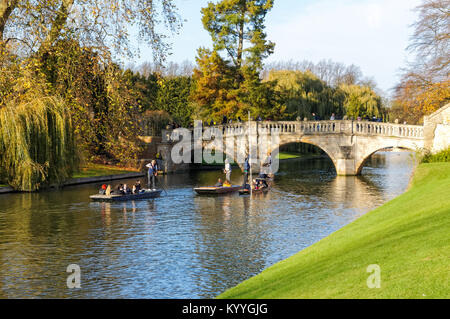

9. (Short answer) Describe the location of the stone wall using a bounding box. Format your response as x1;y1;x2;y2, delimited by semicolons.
424;103;450;153
432;124;450;153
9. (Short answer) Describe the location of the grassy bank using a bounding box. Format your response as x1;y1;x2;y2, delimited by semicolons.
72;164;139;179
219;162;450;299
201;152;303;166
277;152;303;160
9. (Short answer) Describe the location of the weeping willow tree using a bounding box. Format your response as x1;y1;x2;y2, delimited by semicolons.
339;84;383;119
0;96;77;191
267;70;346;120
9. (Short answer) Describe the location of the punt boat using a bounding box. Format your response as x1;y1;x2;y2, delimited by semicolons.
238;187;270;195
194;185;242;195
90;189;162;202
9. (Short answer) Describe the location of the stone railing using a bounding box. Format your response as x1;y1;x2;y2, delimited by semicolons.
161;120;424;143
353;122;424;139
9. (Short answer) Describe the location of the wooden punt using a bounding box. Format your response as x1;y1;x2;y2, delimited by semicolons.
194;185;242;195
239;187;270;195
90;190;162;202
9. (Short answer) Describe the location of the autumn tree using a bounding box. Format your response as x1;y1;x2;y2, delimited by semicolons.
0;0;181;62
408;0;449;79
393;73;450;124
392;0;449;124
0;0;182;189
191;48;241;121
192;0;281;120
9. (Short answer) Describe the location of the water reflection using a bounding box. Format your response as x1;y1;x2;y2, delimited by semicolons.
0;152;415;298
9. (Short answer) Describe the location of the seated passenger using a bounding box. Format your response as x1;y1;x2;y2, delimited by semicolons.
117;184;125;194
105;185;111;196
223;180;232;187
99;184;107;195
135;181;142;193
214;178;223;187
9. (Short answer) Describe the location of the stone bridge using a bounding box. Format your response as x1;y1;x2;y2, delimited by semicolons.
157;104;450;176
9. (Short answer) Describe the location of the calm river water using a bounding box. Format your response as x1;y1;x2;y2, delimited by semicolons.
0;151;416;298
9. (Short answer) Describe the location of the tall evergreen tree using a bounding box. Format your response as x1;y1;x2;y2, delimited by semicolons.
192;0;280;120
201;0;275;73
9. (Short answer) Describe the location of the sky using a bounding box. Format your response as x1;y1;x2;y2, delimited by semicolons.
132;0;423;95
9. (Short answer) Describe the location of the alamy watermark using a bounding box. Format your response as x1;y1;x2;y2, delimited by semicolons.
67;264;81;289
366;264;381;289
168;120;281;173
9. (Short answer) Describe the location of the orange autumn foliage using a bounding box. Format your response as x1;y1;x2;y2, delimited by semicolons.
393;78;450;124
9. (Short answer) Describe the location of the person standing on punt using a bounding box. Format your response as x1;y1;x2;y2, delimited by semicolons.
243;156;251;187
146;160;158;191
262;152;272;177
224;158;232;182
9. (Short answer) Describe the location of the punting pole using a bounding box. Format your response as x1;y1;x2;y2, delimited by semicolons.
248;111;253;196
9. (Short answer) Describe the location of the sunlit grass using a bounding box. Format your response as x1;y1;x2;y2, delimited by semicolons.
200;152;303;165
277;152;303;160
72;164;138;179
219;163;450;299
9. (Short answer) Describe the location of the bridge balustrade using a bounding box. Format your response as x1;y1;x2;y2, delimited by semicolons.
354;122;423;139
161;120;424;143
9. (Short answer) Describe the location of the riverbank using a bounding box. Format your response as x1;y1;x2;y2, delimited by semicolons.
0;164;144;194
219;162;450;299
68;164;145;186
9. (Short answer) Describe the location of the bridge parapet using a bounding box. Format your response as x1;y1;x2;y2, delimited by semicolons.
161;120;424;143
354;122;424;139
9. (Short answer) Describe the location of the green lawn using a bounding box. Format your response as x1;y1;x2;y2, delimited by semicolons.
200;152;302;165
72;164;138;179
219;162;450;299
277;152;303;160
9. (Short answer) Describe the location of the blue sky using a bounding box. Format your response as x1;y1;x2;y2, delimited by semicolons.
132;0;422;94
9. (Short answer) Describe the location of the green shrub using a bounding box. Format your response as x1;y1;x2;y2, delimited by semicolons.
421;147;450;163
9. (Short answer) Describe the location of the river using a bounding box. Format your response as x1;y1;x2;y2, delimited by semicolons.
0;151;417;298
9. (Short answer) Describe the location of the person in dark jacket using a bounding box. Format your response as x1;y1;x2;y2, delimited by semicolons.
146;160;158;190
243;156;251;187
134;181;142;194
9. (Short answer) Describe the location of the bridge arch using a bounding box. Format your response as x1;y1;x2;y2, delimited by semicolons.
354;139;420;175
202;140;245;170
268;135;341;174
